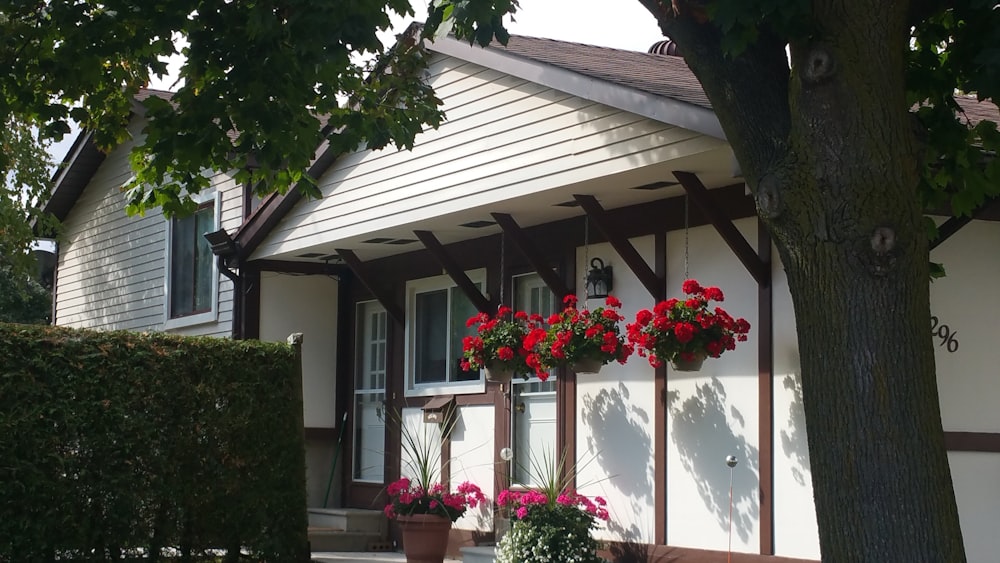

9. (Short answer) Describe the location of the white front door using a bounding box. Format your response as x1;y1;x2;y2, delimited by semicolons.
511;273;558;486
354;301;386;482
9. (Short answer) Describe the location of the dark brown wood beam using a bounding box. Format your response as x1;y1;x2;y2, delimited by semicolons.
414;230;493;314
930;196;1000;250
757;218;774;555
673;171;770;287
653;230;667;546
574;194;665;300
336;249;405;324
944;431;1000;452
252;259;350;276
492;213;573;300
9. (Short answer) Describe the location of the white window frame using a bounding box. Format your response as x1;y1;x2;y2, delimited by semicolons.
404;269;487;397
163;190;221;330
354;300;387;483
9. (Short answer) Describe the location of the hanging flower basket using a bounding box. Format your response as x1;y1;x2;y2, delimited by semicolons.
526;295;632;378
670;352;706;372
485;361;514;383
627;279;750;370
461;306;544;381
569;356;603;374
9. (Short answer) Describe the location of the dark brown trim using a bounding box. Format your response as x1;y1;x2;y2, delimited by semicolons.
653;230;667;546
251;259;349;276
674;171;769;287
944;431;1000;452
557;255;577;490
574;194;663;299
303;427;339;440
757;219;774;555
931;196;1000;250
233;144;341;259
414;230;493;314
599;541;817;563
242;265;261;340
337;249;405;324
492;212;573;300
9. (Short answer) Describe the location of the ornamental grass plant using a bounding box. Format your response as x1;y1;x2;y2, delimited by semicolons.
383;406;486;522
495;449;608;563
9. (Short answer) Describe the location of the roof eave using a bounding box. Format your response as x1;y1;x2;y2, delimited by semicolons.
426;35;726;141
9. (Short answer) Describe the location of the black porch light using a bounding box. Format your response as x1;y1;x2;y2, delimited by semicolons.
585;257;613;300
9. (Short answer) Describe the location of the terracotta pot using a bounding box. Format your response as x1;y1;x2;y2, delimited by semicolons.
397;513;453;563
569;357;603;374
485;362;514;383
671;353;706;372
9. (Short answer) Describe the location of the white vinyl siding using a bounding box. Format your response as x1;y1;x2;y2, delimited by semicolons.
54;121;242;337
252;54;727;260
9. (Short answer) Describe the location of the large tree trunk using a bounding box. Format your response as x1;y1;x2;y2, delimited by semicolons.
644;0;968;559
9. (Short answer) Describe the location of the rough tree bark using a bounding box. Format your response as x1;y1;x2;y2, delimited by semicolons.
639;0;967;560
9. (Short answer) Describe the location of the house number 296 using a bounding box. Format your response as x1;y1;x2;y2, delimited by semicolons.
930;316;959;353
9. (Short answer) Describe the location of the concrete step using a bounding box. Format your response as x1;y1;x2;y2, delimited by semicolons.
308;527;385;552
460;546;496;563
308;507;387;536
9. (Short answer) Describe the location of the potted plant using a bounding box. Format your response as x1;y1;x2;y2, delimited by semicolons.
494;449;609;563
384;408;487;563
626;279;751;371
461;306;543;383
530;294;632;374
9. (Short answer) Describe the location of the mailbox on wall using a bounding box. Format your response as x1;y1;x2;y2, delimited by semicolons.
421;395;455;424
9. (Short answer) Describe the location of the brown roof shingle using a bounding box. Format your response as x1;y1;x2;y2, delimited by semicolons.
493;35;712;110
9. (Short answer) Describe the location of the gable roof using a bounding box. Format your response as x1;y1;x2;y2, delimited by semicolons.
42;88;175;225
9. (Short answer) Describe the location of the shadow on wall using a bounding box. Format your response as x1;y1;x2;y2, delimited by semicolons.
581;382;653;504
606;520;654;563
779;374;811;486
667;377;759;542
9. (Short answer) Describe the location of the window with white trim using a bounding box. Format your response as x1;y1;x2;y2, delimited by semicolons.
164;193;219;329
405;271;485;396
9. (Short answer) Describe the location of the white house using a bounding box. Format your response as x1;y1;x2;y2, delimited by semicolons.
46;30;1000;562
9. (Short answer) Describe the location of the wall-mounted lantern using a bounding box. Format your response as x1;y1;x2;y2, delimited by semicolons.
585;257;613;300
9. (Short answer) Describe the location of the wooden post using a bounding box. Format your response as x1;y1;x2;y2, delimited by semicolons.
287;332;311;562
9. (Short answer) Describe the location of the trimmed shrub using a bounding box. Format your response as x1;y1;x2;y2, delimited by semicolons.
0;324;308;561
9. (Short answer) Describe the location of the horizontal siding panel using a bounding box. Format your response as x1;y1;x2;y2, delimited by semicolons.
54;119;239;338
255;53;725;259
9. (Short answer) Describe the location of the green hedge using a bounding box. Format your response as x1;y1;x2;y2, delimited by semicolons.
0;324;309;562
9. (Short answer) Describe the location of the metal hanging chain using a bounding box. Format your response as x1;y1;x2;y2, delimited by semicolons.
583;214;590;291
684;193;690;280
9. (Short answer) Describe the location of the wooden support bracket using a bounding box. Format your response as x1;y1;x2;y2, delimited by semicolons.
931;196;1000;251
574;194;665;300
414;230;493;314
336;249;405;324
673;171;770;287
491;213;573;300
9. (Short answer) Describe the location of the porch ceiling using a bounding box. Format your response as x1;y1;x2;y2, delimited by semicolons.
262;144;740;264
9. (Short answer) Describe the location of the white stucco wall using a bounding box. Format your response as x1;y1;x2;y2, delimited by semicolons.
930;219;1000;563
575;238;660;546
450;405;496;532
259;272;338;428
770;251;820;560
664;220;761;553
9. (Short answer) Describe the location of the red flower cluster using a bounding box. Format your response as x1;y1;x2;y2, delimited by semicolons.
384;477;487;522
461;306;544;377
525;295;632;378
627;279;750;367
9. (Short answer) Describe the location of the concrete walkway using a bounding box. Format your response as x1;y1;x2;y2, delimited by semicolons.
312;552;461;562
